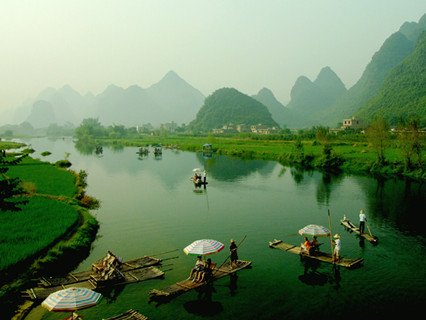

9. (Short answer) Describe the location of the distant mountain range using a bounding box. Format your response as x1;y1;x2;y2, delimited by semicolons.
1;13;425;131
5;71;205;129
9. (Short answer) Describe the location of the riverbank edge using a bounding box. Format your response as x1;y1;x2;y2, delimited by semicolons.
0;153;100;320
97;136;426;181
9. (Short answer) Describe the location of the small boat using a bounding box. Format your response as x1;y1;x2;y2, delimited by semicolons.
269;239;363;269
340;217;378;244
153;144;162;155
191;168;208;187
103;309;148;320
136;147;149;156
148;260;251;303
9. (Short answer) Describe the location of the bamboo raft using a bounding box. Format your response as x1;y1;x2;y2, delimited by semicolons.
269;239;364;269
340;218;378;244
37;256;161;287
149;260;251;303
23;256;164;300
103;309;148;320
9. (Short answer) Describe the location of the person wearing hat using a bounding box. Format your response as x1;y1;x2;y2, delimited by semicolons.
359;209;367;234
229;239;239;269
332;234;341;262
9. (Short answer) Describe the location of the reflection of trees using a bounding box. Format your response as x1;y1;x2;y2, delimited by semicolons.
364;177;426;235
110;144;124;153
74;139;96;155
316;172;344;206
290;167;305;184
196;153;273;181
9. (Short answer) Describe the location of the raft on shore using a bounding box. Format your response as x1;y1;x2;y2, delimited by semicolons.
149;260;251;303
340;218;378;244
269;239;363;269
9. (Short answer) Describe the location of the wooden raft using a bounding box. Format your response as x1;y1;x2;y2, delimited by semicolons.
103;309;148;320
269;239;364;269
23;266;164;301
149;260;251;302
340;219;378;244
38;256;161;287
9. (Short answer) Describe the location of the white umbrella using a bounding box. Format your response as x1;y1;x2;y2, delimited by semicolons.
42;287;102;315
298;224;331;237
183;239;225;256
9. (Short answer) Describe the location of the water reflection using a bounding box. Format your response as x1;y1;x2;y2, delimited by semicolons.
196;153;275;182
363;177;426;236
184;284;223;316
316;172;345;206
298;259;341;289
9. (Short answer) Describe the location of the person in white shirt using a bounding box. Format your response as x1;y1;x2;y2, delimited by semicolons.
359;209;367;234
333;234;341;262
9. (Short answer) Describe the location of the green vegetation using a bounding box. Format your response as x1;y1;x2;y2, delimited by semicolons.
357;31;426;126
188;87;279;132
0;197;78;271
6;156;76;197
0;142;99;317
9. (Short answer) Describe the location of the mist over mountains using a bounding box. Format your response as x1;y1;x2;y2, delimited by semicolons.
5;71;205;129
1;14;425;132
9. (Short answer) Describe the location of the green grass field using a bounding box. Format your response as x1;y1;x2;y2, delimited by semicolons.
0;197;78;270
6;156;76;197
0;143;90;273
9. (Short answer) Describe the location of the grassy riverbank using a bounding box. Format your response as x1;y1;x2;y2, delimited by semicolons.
96;134;426;180
0;142;99;319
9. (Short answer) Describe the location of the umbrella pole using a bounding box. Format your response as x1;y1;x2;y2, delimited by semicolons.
327;209;335;264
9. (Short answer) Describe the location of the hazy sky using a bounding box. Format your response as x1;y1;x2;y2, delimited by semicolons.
1;0;425;111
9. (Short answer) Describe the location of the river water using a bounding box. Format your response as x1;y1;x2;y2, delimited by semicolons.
20;137;426;319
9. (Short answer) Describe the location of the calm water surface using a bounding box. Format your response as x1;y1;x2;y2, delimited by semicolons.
21;137;426;319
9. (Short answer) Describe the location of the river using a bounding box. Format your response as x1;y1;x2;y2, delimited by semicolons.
19;137;426;319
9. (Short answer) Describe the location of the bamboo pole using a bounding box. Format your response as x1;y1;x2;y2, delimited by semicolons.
327;209;335;264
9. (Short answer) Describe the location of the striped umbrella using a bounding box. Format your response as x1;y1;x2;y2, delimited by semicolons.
183;239;225;256
298;224;331;237
41;287;102;313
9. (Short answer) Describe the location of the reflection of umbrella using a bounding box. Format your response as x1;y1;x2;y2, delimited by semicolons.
298;224;331;237
183;239;225;255
42;287;102;316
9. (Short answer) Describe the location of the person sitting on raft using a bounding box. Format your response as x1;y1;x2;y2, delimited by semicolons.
301;237;312;255
188;255;205;280
193;258;216;283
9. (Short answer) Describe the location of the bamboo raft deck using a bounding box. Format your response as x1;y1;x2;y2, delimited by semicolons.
103;309;148;320
340;219;378;244
23;265;164;301
269;239;364;269
37;256;161;287
149;260;251;303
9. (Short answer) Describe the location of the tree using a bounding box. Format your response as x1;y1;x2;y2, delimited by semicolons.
397;116;424;170
366;117;390;166
0;151;28;211
74;118;106;141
